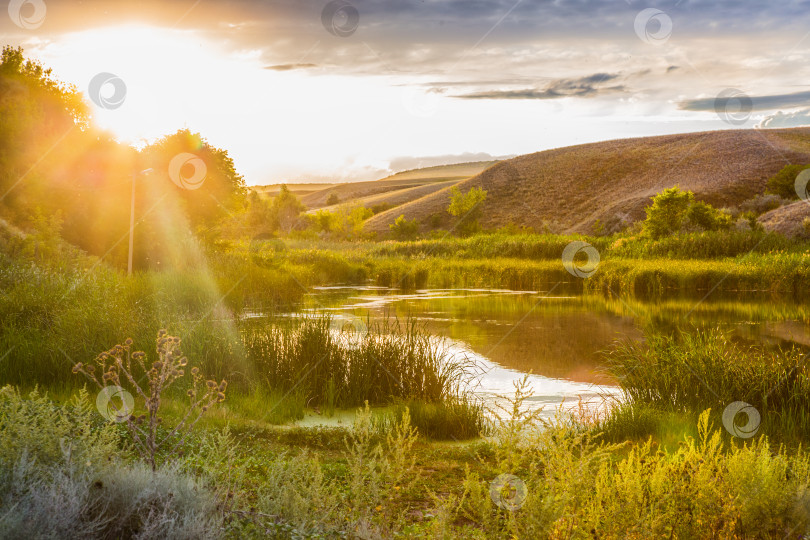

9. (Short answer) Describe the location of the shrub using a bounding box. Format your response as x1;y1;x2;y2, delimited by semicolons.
326;193;340;206
766;163;810;200
389;214;420;240
0;386;221;539
686;200;732;231
448;186;487;236
740;193;788;215
642;186;693;238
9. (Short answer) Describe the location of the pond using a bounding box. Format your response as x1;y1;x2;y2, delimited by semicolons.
297;287;810;419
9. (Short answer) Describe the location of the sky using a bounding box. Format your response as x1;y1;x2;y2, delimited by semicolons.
3;0;810;185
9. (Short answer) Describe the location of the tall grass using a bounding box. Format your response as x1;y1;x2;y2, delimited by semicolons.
242;316;475;409
606;329;810;440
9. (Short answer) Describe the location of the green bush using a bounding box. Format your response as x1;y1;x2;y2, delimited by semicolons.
766;163;810;199
389;214;420;240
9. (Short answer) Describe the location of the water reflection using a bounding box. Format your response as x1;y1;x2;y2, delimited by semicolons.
303;287;810;416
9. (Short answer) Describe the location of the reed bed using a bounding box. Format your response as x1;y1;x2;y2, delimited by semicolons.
241;316;478;409
606;329;810;440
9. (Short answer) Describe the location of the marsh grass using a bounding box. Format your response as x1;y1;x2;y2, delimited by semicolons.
606;329;810;440
374;395;489;440
242;316;476;408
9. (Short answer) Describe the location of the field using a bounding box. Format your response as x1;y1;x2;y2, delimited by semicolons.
5;42;810;537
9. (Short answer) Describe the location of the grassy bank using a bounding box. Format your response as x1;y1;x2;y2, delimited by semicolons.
5;382;810;538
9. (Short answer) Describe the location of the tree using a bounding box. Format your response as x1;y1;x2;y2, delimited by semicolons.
447;186;487;236
389;214;420;240
270;184;305;233
326;193;340;206
643;186;694;239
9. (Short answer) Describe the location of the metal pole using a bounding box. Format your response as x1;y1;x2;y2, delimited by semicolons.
127;172;136;275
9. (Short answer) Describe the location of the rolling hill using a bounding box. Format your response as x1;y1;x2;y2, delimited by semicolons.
253;161;498;212
363;128;810;235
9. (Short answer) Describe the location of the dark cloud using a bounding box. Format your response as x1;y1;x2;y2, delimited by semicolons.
679;90;810;112
758;108;810;128
455;73;624;100
265;63;317;71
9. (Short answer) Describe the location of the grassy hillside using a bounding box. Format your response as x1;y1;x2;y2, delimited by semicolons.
364;128;810;235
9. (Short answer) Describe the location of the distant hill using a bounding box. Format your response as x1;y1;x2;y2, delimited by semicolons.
254;161;498;212
363;128;810;235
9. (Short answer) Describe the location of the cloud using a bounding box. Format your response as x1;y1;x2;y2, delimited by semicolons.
679;90;810;112
758;108;810;128
265;63;317;71
455;73;624;100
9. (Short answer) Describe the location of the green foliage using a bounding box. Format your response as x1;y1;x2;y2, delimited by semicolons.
389;214;420;240
73;332;227;470
269;184;305;233
766;163;810;199
386;396;489;440
642;186;694;238
642;187;732;238
307;205;371;240
242;316;476;408
686;200;732;231
607;329;810;440
325;193;340;206
0;387;221;539
448;186;487;236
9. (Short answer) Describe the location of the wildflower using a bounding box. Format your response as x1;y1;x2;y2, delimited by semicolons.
124;338;133;346
217;392;226;402
153;361;163;370
206;380;217;389
72;363;82;373
187;389;194;397
218;380;227;392
191;367;199;376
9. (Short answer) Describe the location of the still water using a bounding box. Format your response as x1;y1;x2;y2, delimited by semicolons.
302;287;810;418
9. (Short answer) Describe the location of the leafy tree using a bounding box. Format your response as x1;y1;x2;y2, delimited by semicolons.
447;186;487;236
389;214;420;240
765;164;810;200
643;187;694;239
270;184;305;233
